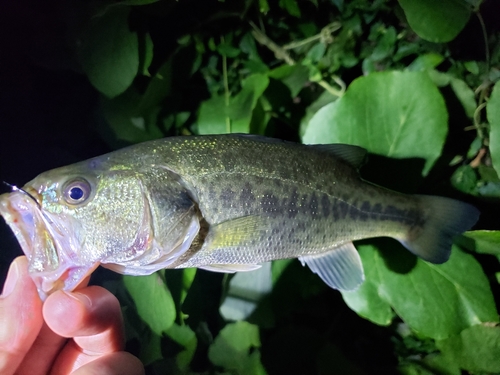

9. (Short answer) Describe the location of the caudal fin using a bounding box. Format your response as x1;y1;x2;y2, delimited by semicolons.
399;196;480;264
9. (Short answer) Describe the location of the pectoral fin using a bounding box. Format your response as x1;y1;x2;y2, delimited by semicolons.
299;242;364;291
201;217;266;272
209;215;269;248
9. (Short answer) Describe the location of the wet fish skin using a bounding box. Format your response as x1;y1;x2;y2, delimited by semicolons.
0;134;480;298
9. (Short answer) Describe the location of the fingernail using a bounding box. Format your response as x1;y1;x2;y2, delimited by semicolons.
2;260;20;297
63;290;92;308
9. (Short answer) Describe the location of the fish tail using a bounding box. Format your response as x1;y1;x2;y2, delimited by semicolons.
398;195;480;264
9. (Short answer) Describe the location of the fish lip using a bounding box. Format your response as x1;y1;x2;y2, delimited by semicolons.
0;191;94;300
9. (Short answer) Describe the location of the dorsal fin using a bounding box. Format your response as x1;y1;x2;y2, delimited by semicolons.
230;134;367;168
309;144;367;169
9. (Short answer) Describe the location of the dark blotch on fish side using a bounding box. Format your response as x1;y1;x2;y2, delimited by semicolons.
219;187;235;204
349;200;370;221
239;183;255;204
380;205;425;227
332;198;350;221
321;194;330;218
286;189;300;219
260;191;280;215
309;192;319;217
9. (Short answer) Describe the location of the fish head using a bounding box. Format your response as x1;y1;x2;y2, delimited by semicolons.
0;158;154;300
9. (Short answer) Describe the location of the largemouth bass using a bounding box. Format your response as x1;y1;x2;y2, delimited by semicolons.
0;135;479;299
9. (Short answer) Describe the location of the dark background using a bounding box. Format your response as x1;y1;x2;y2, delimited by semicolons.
0;0;110;286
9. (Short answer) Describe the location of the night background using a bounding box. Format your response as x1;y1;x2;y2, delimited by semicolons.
0;0;499;374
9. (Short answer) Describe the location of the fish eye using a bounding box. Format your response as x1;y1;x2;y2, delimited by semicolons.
63;179;91;205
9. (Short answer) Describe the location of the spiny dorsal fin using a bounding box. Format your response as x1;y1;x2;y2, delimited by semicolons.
309;144;367;169
231;134;367;169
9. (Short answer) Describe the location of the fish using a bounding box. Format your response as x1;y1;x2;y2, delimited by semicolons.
0;134;479;300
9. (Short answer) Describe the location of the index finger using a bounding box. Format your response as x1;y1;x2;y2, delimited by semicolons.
0;256;44;375
43;286;126;374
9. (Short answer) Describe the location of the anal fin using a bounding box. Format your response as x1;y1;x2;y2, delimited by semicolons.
299;242;364;291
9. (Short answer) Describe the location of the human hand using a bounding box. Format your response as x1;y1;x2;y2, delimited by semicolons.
0;256;145;375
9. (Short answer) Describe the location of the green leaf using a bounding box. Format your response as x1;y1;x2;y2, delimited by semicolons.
249;98;271;135
220;263;272;321
124;272;176;336
450;165;478;194
138;32;154;76
196;74;269;134
137;46;197;115
137;58;174;114
463;230;500;257
217;43;241;58
398;0;471;43
342;243;498;339
370;26;397;61
140;331;163;366
78;7;139;98
279;0;301;17
259;0;270;13
271;259;294;284
208;321;267;375
268;65;309;97
450;78;476;118
229;73;270;133
341;244;395;326
436;324;500;373
306;42;326;63
299;90;338;138
113;0;159;4
420;352;461;375
407;53;444;71
268;65;309;98
165;323;197;370
303;71;448;175
196;95;228;134
101;88;163;143
487;80;500;176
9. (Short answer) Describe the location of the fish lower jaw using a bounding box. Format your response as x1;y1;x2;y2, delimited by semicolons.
31;262;100;301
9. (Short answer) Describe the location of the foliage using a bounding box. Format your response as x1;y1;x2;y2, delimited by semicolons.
32;0;500;373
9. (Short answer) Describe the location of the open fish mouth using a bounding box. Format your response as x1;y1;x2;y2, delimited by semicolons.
0;190;97;300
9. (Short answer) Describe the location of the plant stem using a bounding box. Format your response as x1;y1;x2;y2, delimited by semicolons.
249;21;345;98
221;36;231;133
476;11;490;73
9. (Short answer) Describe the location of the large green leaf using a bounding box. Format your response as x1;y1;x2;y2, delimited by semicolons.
487;81;500;176
208;321;267;375
196;95;227;134
436;324;500;373
303;70;448;175
220;263;273;321
341;244;395;326
124;271;176;336
78;7;139;98
229;73;270;133
462;230;500;260
341;243;498;339
165;323;197;370
398;0;471;43
101;88;163;143
197;74;269;134
268;65;309;97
